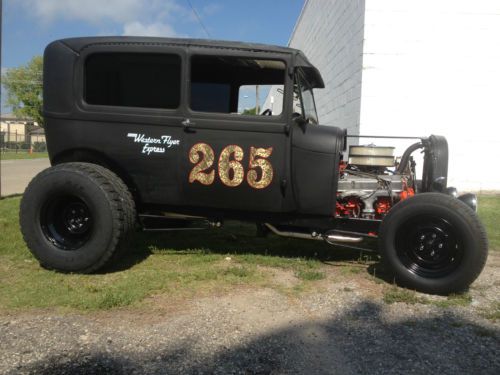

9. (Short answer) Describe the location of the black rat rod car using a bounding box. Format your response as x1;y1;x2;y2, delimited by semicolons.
20;37;487;295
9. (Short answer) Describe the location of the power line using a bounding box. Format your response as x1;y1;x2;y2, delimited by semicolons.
185;0;211;38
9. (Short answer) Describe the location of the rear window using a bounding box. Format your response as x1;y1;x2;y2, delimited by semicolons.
84;53;181;109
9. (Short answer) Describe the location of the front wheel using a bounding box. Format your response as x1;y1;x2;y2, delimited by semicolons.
378;193;488;294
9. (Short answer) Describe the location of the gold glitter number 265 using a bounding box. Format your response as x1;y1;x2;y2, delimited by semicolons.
188;143;273;189
218;145;244;187
188;143;215;185
247;146;273;189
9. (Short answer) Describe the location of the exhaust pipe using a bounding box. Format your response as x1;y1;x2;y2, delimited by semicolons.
325;233;363;243
264;224;362;243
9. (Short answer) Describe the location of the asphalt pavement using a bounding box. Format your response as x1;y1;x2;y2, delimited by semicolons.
0;158;51;197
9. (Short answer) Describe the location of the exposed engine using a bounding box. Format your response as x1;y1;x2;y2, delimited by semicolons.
336;144;416;220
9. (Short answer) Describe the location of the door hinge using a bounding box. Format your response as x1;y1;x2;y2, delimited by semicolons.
280;179;287;196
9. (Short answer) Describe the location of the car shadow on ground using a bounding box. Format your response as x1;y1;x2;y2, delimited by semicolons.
101;221;384;275
18;300;500;374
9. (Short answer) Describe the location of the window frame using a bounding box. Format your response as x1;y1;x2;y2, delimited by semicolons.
186;48;292;124
295;70;319;125
76;45;186;121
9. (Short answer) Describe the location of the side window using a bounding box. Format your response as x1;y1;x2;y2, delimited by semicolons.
85;53;181;109
190;55;285;116
295;73;319;125
292;85;302;115
238;85;284;116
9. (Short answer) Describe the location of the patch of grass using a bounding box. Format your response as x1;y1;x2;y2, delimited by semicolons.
0;197;257;310
341;266;363;275
94;290;137;309
223;266;254;279
383;287;429;305
480;302;500;322
384;291;473;309
0;151;48;160
295;270;325;281
0;197;348;311
3;193;496;312
478;194;500;251
291;283;307;294
235;253;321;271
432;293;472;308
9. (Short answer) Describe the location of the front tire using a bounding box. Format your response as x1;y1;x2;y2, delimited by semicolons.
378;193;488;294
20;162;136;273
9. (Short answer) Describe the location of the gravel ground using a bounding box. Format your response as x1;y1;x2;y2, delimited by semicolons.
1;255;499;375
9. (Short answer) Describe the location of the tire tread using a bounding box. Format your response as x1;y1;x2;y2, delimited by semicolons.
378;193;488;294
20;162;136;273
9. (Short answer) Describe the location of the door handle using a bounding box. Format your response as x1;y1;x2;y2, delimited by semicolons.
181;118;195;128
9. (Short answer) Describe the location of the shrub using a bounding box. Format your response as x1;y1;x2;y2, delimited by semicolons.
33;142;47;152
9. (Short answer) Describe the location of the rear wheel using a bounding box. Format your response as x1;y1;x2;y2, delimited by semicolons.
378;193;488;294
20;162;136;273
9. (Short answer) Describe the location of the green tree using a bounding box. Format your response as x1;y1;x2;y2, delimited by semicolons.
242;107;257;115
2;56;44;126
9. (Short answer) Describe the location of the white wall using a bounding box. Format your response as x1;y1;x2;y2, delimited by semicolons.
289;0;365;137
360;0;500;191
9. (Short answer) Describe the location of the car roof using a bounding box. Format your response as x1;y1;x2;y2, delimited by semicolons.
51;36;325;89
59;36;299;55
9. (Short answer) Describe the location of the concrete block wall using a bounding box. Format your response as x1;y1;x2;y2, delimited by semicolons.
360;0;500;190
289;0;365;137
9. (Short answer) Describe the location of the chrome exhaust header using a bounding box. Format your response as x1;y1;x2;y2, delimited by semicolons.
264;224;363;244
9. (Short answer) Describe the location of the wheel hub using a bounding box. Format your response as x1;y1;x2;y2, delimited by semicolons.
414;227;448;263
395;215;463;278
40;195;93;250
63;203;91;234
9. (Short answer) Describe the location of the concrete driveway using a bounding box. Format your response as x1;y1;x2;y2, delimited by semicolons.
0;158;51;197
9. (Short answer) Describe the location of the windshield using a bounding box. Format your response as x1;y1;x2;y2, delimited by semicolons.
294;73;319;124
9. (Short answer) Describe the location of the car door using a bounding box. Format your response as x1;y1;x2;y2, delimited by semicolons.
179;50;293;213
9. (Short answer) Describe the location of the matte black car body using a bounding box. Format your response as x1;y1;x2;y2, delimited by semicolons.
43;37;344;223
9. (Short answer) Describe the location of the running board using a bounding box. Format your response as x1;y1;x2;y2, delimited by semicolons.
139;214;221;232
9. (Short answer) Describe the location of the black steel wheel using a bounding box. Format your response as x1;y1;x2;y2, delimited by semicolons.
395;215;464;278
20;162;136;273
40;195;93;250
378;193;488;294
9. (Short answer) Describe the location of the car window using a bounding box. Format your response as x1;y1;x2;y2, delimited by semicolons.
190;55;285;116
295;73;319;125
238;85;284;116
85;53;181;109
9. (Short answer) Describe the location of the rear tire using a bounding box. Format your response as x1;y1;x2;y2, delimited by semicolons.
378;193;488;294
20;162;136;273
